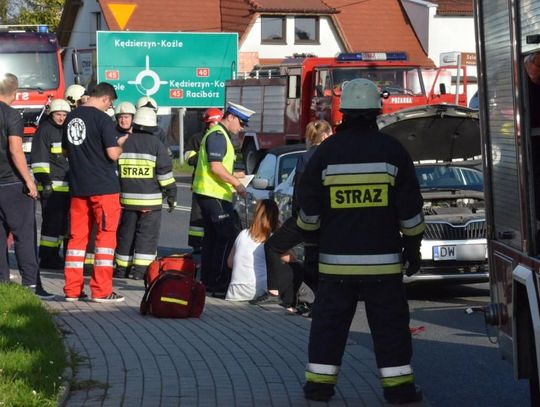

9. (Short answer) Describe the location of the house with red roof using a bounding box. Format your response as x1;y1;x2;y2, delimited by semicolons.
58;0;435;86
402;0;475;65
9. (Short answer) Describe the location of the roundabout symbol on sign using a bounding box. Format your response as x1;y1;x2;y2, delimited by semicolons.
127;55;168;96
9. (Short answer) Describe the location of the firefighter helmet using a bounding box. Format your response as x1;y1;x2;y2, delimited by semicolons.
115;101;136;116
64;84;86;107
203;108;223;123
49;98;71;113
133;107;157;127
136;96;158;111
340;78;382;110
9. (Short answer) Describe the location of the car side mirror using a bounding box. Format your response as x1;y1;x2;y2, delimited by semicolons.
252;177;269;190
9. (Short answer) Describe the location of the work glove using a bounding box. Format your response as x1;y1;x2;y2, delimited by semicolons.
166;195;176;213
40;183;53;200
402;234;423;277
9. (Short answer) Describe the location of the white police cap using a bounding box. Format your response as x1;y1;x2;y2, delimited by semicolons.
226;102;255;126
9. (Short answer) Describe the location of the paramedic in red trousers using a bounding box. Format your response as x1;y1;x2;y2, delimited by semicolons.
185;108;223;252
0;72;54;299
62;82;128;303
31;98;71;270
114;107;177;280
192;102;253;295
297;78;425;404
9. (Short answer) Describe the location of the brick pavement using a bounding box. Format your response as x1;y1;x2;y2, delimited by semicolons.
28;270;429;407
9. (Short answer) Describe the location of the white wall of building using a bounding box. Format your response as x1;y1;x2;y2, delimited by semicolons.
428;14;476;64
241;15;344;58
63;0;107;86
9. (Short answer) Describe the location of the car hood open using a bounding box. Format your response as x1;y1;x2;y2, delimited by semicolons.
377;104;480;162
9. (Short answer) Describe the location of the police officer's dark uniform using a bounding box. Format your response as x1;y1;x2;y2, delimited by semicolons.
31;99;71;269
186;108;223;251
297;79;425;404
192;102;253;294
115;107;177;279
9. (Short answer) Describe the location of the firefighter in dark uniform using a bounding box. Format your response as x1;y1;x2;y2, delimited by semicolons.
297;79;425;404
114;102;136;137
192;102;253;295
31;98;71;270
136;96;169;151
115;107;177;280
185;108;223;252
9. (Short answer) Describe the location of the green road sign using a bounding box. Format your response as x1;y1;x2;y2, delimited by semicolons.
97;31;238;108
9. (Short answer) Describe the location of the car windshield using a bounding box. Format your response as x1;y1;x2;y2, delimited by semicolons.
331;67;423;95
415;165;483;191
0;52;59;90
278;152;303;185
255;153;278;186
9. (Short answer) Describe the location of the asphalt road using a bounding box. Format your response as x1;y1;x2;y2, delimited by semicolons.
151;179;532;406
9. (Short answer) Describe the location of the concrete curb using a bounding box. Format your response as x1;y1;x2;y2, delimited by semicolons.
55;318;73;407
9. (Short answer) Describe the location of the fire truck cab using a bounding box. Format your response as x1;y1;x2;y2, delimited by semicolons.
0;25;66;153
226;52;471;173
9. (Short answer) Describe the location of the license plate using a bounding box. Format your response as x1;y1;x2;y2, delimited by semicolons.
433;245;457;261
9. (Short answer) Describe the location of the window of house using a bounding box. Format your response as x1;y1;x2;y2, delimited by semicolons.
295;17;319;44
89;12;102;46
261;16;286;44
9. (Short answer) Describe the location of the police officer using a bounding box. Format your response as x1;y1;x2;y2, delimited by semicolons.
31;98;71;270
115;102;136;137
192;102;253;295
297;79;425;404
185;108;223;252
115;107;177;280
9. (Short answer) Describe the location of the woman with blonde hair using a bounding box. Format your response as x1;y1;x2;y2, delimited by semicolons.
226;199;280;301
252;120;333;315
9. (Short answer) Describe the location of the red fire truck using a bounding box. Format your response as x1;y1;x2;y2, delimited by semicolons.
474;0;540;402
226;52;472;172
0;25;66;153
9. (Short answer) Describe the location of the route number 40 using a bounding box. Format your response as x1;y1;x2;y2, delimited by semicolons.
196;68;210;77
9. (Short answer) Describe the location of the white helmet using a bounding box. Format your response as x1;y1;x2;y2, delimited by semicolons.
49;98;71;113
136;96;158;111
340;78;382;110
133;107;157;127
64;84;86;107
115;101;136;116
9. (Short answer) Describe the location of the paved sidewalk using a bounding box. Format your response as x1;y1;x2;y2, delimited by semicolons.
34;270;429;407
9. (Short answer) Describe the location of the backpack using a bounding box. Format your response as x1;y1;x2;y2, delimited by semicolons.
144;254;196;288
140;254;206;318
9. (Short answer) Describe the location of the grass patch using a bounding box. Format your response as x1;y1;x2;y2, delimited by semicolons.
0;283;67;406
172;158;193;175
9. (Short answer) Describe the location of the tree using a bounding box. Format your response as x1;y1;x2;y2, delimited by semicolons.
15;0;64;32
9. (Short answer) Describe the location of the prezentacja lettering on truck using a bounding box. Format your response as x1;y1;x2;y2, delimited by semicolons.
474;0;540;403
226;51;474;172
0;25;66;153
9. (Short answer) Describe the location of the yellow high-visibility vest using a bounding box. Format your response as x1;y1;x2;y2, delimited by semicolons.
192;125;235;202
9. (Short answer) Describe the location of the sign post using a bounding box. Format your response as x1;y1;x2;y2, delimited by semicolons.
96;31;238;108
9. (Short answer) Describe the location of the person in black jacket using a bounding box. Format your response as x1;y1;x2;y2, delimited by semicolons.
114;107;177;280
31;98;71;270
185;108;223;252
297;79;425;404
253;120;332;313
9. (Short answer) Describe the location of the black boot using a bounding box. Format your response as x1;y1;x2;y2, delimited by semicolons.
383;384;423;404
303;382;335;402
